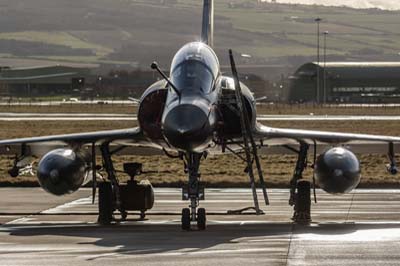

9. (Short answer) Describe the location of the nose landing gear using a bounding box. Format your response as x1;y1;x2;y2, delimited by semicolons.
197;207;206;230
181;207;206;231
181;153;207;231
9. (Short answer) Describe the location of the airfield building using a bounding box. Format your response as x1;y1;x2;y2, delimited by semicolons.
288;62;400;103
0;65;92;98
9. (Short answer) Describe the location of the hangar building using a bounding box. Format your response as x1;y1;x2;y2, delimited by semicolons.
288;62;400;103
0;65;92;97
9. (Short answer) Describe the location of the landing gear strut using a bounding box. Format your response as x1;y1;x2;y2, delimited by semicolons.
97;142;122;225
98;181;113;224
288;142;312;224
387;142;398;175
181;153;206;230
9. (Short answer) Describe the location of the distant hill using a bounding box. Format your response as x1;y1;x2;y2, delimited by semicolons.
268;0;400;11
0;0;399;74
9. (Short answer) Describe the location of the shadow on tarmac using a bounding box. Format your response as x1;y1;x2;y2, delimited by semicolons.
3;222;399;258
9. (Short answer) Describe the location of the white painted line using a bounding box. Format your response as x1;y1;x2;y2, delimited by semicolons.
296;227;400;242
156;200;258;203
4;196;93;225
5;217;33;225
41;197;93;214
0;113;133;117
257;115;400;121
0;117;137;121
5;114;400;121
7;221;91;225
82;247;280;260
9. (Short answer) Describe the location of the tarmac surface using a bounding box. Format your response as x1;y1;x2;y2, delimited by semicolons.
1;187;400;265
0;101;133;106
2;113;400;121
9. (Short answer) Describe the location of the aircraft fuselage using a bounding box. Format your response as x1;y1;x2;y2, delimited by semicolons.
161;42;221;152
137;41;257;154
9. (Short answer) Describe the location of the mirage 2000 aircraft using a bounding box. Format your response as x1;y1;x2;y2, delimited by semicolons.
2;0;400;230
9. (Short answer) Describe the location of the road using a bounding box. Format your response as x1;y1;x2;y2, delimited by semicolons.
1;188;400;265
1;113;400;121
0;101;134;106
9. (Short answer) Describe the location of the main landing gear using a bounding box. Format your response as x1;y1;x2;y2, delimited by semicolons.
287;142;312;224
97;142;119;225
181;153;206;231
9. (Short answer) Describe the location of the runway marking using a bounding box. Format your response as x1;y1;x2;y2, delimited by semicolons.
5;114;400;121
41;197;93;214
4;189;400;227
3;197;93;225
186;188;400;193
0;215;19;218
285;224;295;266
0;117;136;121
257;115;400;121
296;228;400;242
156;200;261;203
6;221;93;225
134;220;177;225
5;217;33;225
81;247;283;260
0;113;132;117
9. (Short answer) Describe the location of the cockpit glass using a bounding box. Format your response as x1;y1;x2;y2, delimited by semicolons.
169;42;219;96
171;60;214;94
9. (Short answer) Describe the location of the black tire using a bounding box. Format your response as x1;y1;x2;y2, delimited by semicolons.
140;211;146;220
297;180;311;211
197;208;206;230
8;167;19;178
181;208;191;231
98;182;113;225
120;210;128;221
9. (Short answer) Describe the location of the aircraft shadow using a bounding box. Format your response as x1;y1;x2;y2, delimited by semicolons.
4;222;400;258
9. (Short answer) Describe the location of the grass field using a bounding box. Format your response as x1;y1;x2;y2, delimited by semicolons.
0;104;137;114
0;119;399;139
1;103;400;115
1;153;398;189
0;1;400;66
215;2;400;57
0;31;112;57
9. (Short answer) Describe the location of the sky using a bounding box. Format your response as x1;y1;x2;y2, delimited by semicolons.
263;0;400;10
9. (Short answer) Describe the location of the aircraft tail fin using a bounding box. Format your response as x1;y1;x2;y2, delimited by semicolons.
201;0;214;47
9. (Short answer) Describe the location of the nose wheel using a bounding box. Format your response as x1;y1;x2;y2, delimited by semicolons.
181;208;191;230
197;208;206;230
181;207;206;231
181;153;207;231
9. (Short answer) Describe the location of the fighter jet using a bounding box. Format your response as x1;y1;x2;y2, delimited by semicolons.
2;0;400;230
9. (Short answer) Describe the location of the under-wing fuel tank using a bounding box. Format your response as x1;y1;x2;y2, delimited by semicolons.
315;147;361;194
37;148;90;196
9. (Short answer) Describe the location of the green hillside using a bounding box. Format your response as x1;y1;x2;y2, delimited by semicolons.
0;0;399;68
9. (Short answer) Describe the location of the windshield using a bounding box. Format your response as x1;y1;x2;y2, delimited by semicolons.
171;60;214;94
169;42;219;95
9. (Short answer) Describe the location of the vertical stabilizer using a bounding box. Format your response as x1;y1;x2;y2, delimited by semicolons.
201;0;214;47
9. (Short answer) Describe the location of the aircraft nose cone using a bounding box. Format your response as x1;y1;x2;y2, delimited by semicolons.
163;104;211;152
